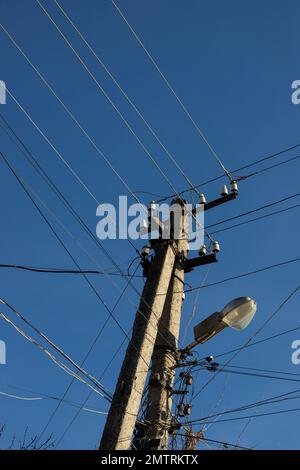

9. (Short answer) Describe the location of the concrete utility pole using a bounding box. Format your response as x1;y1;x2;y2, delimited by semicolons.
99;240;178;450
142;204;188;449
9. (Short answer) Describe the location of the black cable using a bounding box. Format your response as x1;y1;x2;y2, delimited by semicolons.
209;362;300;378
183;256;300;293
211;203;300;235
236;153;300;182
157;143;300;202
0;263;142;277
174;433;251;450
206;192;300;230
190;283;300;402
184;404;300;426
0;115;178;348
194;365;300;385
40;263;141;446
184;387;300;424
0;151;135;348
212;324;300;359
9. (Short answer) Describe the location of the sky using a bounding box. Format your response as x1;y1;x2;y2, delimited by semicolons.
1;0;300;450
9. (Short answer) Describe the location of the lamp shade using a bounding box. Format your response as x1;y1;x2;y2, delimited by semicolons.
221;297;257;330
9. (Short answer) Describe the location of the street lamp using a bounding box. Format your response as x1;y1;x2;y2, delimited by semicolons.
184;297;257;352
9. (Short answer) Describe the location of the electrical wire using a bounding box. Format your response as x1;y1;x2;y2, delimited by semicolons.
212;324;300;360
194;365;300;385
0;145;178;350
34;0;179;195
34;0;216;247
156;143;300;203
183;256;300;293
0;263;142;277
0;310;111;401
36;263;140;445
174;433;251;450
184;405;300;427
0;297;112;399
0;22;149;226
190;282;300;403
211;202;300;236
186;388;300;424
0;384;108;415
53;0;203;198
110;0;232;180
206;192;300;231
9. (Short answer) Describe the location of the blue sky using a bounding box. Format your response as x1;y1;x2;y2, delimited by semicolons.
1;0;300;450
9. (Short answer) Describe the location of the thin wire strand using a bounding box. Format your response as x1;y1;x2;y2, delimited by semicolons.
53;0;202;197
110;0;232;180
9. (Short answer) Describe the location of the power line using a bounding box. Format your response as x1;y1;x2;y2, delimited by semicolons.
212;324;300;360
204;362;300;379
0;383;108;415
0;121;184;352
0;309;111;400
206;192;300;230
0;21;148;223
0;150;139;348
110;0;232;180
53;0;202;197
185;387;300;424
211;202;300;236
31;1;217;248
194;365;300;385
0;263;142;277
37;263;140;445
34;0;180;196
183;256;300;293
156;143;300;203
184;404;300;427
174;433;251;450
190;282;300;402
0;296;112;399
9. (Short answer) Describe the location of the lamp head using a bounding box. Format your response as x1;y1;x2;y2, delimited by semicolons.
220;297;257;330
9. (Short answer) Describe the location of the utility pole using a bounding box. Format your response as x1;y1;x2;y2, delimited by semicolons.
100;186;238;450
142;220;188;450
99;239;178;450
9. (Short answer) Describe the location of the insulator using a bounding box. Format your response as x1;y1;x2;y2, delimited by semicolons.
184;374;193;386
148;200;157;213
198;245;207;257
221;184;228;196
183;404;191;416
141;219;147;229
199;193;206;204
230;180;238;193
182;292;186;301
177;403;184;417
141;245;150;257
205;355;214;363
212;240;220;253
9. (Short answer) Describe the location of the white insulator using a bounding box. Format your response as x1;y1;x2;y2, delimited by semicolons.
212;240;220;253
148;200;157;213
230;180;238;193
221;184;228;196
182;292;186;301
199;245;207;257
199;193;206;204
